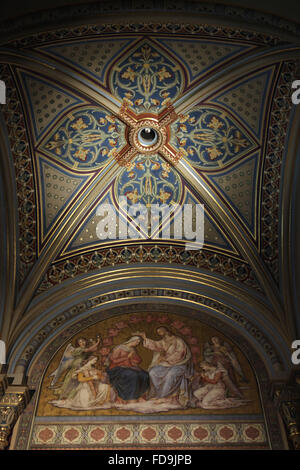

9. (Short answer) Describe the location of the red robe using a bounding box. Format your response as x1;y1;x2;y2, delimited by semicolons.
108;346;141;369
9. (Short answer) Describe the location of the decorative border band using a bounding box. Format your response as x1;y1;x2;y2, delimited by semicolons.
30;421;267;448
0;2;299;45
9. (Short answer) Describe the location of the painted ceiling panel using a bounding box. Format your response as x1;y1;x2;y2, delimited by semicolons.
37;156;92;243
210;67;276;139
17;70;85;141
170;105;258;170
37;37;139;87
65;189;115;253
154;37;254;86
205;152;260;241
38;105;127;171
60;170;238;258
115;153;183;206
109;39;185;114
181;189;236;253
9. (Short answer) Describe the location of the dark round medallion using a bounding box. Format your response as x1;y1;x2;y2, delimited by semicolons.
138;127;158;146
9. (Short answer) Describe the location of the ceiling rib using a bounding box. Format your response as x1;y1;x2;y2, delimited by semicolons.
173;158;284;319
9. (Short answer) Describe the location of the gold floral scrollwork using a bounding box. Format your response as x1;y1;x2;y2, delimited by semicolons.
0;387;30;450
170;106;256;170
40;107;127;171
281;401;300;450
0;426;9;450
0;407;15;450
111;42;184;114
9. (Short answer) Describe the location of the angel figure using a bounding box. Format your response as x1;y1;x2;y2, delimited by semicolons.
193;361;250;410
50;356;116;410
48;335;101;400
204;336;248;398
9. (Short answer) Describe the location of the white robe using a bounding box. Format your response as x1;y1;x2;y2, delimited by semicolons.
194;366;249;409
50;370;115;410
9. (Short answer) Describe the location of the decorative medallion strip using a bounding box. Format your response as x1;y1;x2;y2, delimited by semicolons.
30;421;268;449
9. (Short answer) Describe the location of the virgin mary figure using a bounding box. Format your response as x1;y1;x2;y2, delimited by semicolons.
106;336;150;402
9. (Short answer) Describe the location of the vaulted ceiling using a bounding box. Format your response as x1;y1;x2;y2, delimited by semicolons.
0;2;300;380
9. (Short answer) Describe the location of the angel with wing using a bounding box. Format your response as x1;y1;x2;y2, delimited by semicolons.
203;336;248;398
49;335;101;400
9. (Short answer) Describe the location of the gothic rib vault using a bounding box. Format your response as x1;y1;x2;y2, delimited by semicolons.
0;1;300;450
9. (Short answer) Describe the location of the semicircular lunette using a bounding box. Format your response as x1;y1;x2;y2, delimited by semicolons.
169;106;258;171
38;106;127;171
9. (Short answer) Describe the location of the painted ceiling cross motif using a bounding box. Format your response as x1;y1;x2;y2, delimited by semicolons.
43;111;126;168
116;101;181;166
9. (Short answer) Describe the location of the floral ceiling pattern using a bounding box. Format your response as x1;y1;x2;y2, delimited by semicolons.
0;20;299;367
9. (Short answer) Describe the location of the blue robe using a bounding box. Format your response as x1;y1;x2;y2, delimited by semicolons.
107;366;149;400
148;360;194;400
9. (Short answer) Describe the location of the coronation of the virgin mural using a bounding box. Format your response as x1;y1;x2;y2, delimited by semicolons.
37;312;261;416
